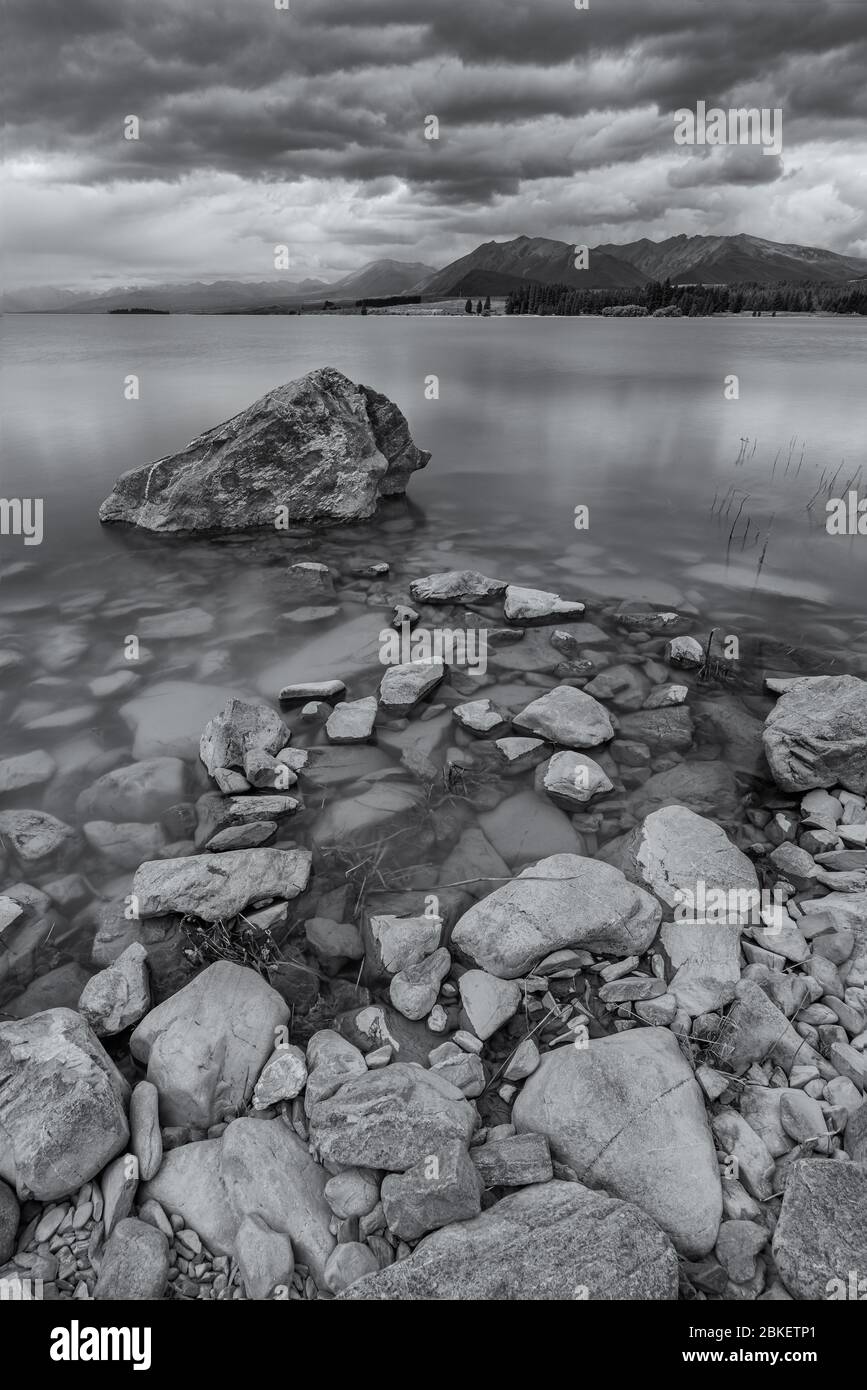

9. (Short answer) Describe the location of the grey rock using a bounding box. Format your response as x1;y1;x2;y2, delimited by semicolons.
339;1180;679;1300
772;1159;867;1299
0;810;80;869
451;853;661;978
129;1080;162;1181
130;962;289;1127
235;1213;293;1300
0;1009;129;1200
140;1139;236;1255
504;586;585;624
324;1241;380;1293
0;750;56;795
0;1177;18;1263
763;675;867;795
199;698;287;776
379;661;444;716
409;571;506;604
131;847;311;922
308;1062;476;1171
513;685;613;748
99;367;429;531
325;696;378;743
381;1139;482;1240
458;970;522;1039
601;806;759;917
513;1028;722;1257
75;757;187;823
95;1218;169;1300
77;942;151;1036
471;1133;553;1188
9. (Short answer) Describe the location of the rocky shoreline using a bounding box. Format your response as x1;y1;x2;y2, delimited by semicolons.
1;553;866;1303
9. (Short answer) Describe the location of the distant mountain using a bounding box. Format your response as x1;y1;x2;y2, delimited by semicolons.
592;233;867;286
8;236;866;312
415;232;867;296
331;259;437;298
411;236;646;296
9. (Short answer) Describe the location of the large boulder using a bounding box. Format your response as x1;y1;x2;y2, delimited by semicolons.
307;1063;477;1171
763;674;867;794
131;847;311;922
600;806;759;918
451;853;661;978
99;367;429;532
772;1159;867;1300
130;962;289;1127
0;1009;129;1200
340;1180;679;1300
513;1028;722;1257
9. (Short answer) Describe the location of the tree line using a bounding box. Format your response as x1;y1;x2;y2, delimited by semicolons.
504;279;867;316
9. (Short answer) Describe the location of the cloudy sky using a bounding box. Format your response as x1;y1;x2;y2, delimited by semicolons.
4;0;867;290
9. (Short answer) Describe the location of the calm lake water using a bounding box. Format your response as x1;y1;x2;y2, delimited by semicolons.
1;311;866;995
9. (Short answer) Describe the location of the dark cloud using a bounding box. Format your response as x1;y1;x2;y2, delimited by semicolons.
4;0;866;286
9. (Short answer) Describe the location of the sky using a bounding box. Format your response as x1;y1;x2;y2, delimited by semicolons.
3;0;867;290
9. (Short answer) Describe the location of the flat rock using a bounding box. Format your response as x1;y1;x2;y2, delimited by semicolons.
601;806;759;917
339;1180;679;1300
772;1159;867;1299
99;367;429;531
308;1062;476;1171
0;1008;129;1200
763;675;867;794
471;1133;553;1188
379;661;444;715
130;962;289;1127
409;571;506;604
452;853;661;978
628;760;741;820
453;699;510;736
325;696;378;743
616;706;694;751
0;750;56;795
132;847;311;922
504;586;585;624
513;1028;722;1257
458;970;522;1040
659;921;742;1016
513;686;613;748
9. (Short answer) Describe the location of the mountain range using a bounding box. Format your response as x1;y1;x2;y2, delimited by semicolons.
7;235;867;312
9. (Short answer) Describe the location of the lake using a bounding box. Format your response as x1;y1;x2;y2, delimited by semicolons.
1;312;866;988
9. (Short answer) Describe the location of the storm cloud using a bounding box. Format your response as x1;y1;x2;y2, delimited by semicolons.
4;0;866;288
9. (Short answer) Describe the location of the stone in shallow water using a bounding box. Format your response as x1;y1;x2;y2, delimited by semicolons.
379;661;444;715
538;749;613;806
339;1180;679;1300
200;697;287;776
0;810;80;869
98;367;429;531
0;1008;129;1200
311;779;424;850
513;685;613;748
616;705;694;751
452;698;510;736
438;827;511;899
307;1062;476;1171
132;846;311;921
325;695;377;743
451;852;661;978
0;749;56;795
772;1159;867;1300
513;1028;722;1257
75;757;187;823
409;571;506;604
628;760;740;820
503;586;585;624
130;962;289;1127
763;674;867;795
138;606;214;639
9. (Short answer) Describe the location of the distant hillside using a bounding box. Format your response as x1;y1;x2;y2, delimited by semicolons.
412;235;646;296
590;233;867;286
331;259;437;298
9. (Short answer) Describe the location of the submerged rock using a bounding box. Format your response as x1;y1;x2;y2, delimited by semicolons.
99;367;430;531
340;1180;679;1300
